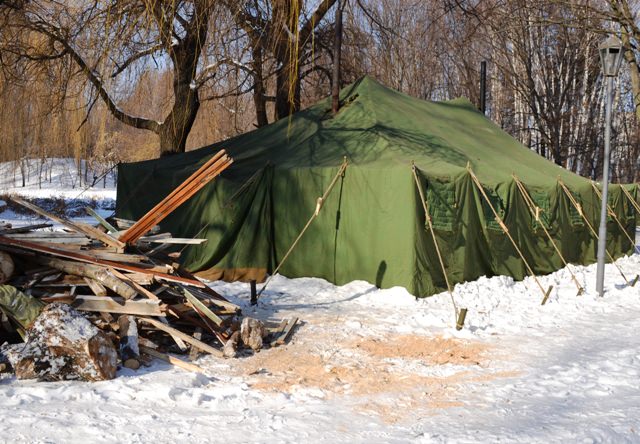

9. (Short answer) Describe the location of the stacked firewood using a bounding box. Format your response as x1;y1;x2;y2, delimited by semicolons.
0;151;298;381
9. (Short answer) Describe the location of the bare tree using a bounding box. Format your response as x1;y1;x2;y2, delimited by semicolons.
0;0;223;156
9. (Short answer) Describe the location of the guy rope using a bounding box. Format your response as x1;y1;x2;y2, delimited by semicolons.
467;166;553;304
558;179;632;286
590;181;636;247
411;163;465;329
512;175;584;296
258;157;349;297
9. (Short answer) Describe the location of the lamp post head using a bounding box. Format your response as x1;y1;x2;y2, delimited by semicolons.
599;35;624;77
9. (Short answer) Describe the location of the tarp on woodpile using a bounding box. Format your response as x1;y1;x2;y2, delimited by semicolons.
116;76;639;297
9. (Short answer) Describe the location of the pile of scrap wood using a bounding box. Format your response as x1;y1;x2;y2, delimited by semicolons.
0;150;298;381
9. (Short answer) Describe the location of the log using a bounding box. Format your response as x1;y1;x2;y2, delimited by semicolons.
36;257;137;300
6;303;117;381
240;317;268;351
118;315;141;370
223;331;240;358
0;251;14;284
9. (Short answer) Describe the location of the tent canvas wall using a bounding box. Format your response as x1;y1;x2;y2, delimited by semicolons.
116;76;638;297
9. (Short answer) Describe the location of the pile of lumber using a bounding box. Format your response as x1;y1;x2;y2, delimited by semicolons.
0;150;298;380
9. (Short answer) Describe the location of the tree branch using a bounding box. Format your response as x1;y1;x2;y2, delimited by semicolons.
111;43;164;78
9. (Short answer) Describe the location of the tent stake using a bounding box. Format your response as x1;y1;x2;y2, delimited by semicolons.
513;175;584;296
411;163;463;329
558;180;631;287
467;167;552;301
541;285;554;305
455;308;468;331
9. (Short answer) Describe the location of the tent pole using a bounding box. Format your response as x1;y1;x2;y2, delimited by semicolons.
411;163;461;329
467;167;553;304
257;158;349;298
512;175;584;296
558;180;631;286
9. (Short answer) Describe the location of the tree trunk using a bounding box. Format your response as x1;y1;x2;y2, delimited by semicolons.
252;46;269;128
332;0;343;115
158;76;200;157
274;56;301;121
621;28;640;121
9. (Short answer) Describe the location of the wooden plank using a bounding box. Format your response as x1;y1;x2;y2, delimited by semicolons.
182;288;223;327
120;152;228;243
71;295;165;316
139;346;205;373
84;206;118;233
120;272;154;286
6;231;89;239
272;317;299;347
119;151;232;244
140;237;207;245
138;317;223;357
0;223;53;234
109;268;159;300
10;196;126;251
0;235;207;288
84;277;107;296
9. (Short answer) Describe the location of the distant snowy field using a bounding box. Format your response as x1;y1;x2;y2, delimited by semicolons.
0;158;116;226
1;164;640;443
0;158;116;200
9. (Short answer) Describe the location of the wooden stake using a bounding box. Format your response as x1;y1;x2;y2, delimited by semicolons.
455;308;468;330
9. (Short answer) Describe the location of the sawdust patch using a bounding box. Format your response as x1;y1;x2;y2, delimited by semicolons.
350;334;488;366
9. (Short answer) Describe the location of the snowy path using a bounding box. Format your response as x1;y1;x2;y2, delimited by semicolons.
416;304;640;443
2;255;640;443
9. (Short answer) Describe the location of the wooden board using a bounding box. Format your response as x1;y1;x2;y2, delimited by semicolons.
72;295;165;316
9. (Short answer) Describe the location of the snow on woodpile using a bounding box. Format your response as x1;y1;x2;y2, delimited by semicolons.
3;303;117;381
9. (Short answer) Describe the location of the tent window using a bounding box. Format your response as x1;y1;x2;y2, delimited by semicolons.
482;188;505;231
625;194;635;220
530;191;551;231
568;192;584;227
427;183;456;231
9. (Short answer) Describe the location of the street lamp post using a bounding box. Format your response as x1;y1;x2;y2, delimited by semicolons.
596;35;624;297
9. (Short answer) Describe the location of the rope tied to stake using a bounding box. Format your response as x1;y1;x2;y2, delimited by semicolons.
411;163;463;329
257;157;349;298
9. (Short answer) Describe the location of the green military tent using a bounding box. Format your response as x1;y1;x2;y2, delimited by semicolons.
116;76;638;297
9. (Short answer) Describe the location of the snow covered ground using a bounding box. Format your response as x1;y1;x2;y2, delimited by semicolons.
1;175;640;443
0;158;117;201
0;158;116;228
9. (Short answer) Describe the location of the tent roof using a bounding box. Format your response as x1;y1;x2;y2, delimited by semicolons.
133;76;588;189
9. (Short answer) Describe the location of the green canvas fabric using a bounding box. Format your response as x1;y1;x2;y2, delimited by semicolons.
0;285;44;329
117;76;637;297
